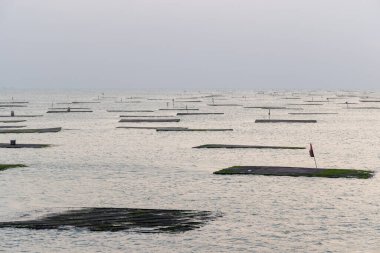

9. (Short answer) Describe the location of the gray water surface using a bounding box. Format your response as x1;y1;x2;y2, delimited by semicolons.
0;90;379;252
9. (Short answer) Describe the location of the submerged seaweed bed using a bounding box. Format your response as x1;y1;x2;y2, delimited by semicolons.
214;166;374;179
0;207;219;233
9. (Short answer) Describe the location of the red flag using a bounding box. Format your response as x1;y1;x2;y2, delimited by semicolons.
309;143;315;157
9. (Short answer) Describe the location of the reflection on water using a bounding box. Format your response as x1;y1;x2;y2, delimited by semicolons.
0;90;379;252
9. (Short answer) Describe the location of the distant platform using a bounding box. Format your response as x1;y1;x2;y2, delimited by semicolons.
359;100;380;103
347;107;380;110
177;113;224;115
47;110;93;113
159;109;199;111
214;166;374;179
117;126;185;130
107;110;154;112
0;143;50;148
0;115;43;118
0;126;26;129
0;127;61;133
255;119;317;123
0;105;27;108
71;101;100;104
207;104;242;106
0;120;26;123
156;128;233;132
287;103;323;106
120;115;175;118
0;164;26;171
193;144;305;149
288;113;338;115
119;118;180;123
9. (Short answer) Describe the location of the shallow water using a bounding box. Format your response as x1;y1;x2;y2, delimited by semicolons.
0;89;379;252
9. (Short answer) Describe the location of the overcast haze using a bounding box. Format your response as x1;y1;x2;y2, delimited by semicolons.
0;0;379;90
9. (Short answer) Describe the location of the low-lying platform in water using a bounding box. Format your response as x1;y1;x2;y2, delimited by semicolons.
0;127;62;133
0;143;50;148
0;126;26;128
177;113;224;115
0;105;27;108
347;107;380;110
0;164;26;171
213;166;374;179
119;118;180;123
156;128;233;132
71;101;100;104
0;115;43;118
107;110;155;113
46;110;93;113
287;103;324;106
0;120;27;123
117;126;185;130
359;100;380;103
120;115;175;118
207;104;242;106
0;207;218;233
158;109;199;111
48;107;91;110
244;106;287;109
0;101;28;104
244;106;303;111
193;144;305;149
288;112;338;115
255;119;317;123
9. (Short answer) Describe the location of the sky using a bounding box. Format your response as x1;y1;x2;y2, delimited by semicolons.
0;0;379;90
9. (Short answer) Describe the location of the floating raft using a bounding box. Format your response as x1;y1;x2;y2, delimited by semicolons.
117;126;186;130
176;100;202;102
193;144;305;149
71;101;100;104
0;105;27;108
107;110;155;113
0;127;62;134
213;166;374;179
0;143;50;148
0;207;218;233
287;103;323;106
255;119;317;123
0;120;26;123
159;109;199;111
288;113;338;115
47;110;93;113
115;101;141;103
244;106;287;109
0;164;26;171
347;107;380;110
0;126;26;129
48;107;90;110
0;102;28;104
177;113;224;115
207;104;242;106
119;118;180;123
0;115;43;118
120;115;175;118
359;100;380;103
156;128;233;132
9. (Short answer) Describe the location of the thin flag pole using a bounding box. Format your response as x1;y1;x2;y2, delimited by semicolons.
309;143;318;168
313;154;318;168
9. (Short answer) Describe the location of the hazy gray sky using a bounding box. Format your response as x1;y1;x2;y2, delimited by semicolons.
0;0;379;90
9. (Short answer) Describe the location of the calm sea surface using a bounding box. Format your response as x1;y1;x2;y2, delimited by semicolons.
0;89;379;252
